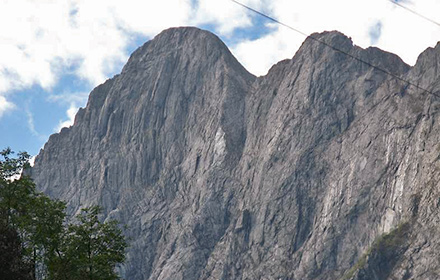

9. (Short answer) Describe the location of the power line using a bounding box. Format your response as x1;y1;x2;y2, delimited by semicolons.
230;0;439;97
386;0;440;28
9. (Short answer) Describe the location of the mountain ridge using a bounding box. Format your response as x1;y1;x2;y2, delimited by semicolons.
31;26;440;279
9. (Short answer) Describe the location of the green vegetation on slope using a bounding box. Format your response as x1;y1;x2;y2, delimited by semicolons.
340;221;411;280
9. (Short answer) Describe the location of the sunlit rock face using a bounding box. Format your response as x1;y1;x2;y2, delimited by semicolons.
31;27;440;279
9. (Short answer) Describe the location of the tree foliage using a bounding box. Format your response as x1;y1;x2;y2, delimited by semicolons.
0;148;66;279
0;217;33;280
0;148;127;279
49;206;127;280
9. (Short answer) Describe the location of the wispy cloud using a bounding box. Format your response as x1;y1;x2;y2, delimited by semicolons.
25;108;39;137
47;92;89;105
25;107;47;142
48;91;88;132
0;96;15;118
55;103;80;132
369;21;383;45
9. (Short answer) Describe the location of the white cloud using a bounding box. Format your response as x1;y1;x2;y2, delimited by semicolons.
0;0;440;90
232;26;305;76
26;109;37;136
56;103;80;132
29;155;36;167
0;96;15;118
48;91;88;132
48;91;89;105
231;0;440;75
192;0;262;35
24;106;48;142
0;0;252;95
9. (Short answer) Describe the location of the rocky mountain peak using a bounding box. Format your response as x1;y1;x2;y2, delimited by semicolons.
410;40;440;88
309;30;354;49
122;27;251;77
290;30;354;64
414;40;440;64
292;30;410;76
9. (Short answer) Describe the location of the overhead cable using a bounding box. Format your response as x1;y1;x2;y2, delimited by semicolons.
230;0;439;97
386;0;440;28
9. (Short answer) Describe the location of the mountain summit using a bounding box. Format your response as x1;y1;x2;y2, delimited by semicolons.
31;27;440;279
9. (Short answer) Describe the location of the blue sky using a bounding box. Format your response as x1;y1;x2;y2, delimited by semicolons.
0;35;149;156
1;0;440;157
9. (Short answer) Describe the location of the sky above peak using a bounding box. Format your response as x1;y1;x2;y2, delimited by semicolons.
1;0;440;156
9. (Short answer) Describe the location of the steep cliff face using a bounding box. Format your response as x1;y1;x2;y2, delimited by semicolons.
30;27;440;279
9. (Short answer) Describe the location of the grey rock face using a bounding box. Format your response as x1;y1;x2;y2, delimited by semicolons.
30;27;440;279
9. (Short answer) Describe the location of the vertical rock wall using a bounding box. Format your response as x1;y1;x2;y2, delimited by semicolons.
31;27;440;279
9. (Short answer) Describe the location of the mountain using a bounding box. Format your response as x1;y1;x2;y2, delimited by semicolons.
30;27;440;279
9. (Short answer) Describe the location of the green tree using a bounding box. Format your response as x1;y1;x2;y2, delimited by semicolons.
0;213;33;280
0;148;33;226
1;148;127;279
0;148;66;279
49;206;127;280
